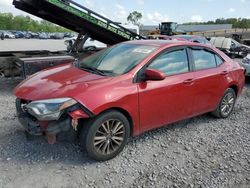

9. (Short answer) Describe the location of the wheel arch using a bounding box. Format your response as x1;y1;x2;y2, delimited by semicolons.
96;107;134;137
228;84;238;96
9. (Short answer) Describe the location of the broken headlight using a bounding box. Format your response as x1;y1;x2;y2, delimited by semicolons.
26;98;77;121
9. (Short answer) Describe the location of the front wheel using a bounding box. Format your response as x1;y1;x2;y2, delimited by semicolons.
80;111;130;161
212;88;236;118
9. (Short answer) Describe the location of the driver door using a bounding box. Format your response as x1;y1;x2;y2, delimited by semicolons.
138;47;195;132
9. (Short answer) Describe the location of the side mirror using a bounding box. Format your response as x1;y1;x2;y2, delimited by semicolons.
144;68;165;81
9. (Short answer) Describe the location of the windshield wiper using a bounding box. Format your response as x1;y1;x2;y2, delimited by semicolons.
79;64;112;76
98;69;116;75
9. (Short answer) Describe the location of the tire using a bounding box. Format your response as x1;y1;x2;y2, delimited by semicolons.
211;88;236;118
80;110;130;161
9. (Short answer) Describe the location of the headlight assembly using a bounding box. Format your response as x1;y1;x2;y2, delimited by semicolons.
26;98;77;121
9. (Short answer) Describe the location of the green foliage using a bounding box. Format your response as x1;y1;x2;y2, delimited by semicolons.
127;11;143;28
184;18;250;28
0;12;70;32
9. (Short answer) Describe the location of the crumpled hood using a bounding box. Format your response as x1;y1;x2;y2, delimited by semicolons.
14;63;111;101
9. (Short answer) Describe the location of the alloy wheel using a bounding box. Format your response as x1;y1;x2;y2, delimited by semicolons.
220;92;235;116
93;119;125;155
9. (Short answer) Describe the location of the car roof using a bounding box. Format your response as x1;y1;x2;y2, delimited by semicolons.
174;35;203;38
123;40;185;47
122;39;206;48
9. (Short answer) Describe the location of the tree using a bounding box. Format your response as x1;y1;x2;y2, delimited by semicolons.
0;12;71;32
184;17;250;28
127;11;143;28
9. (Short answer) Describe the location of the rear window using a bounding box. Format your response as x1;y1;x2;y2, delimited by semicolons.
215;55;224;66
192;49;217;70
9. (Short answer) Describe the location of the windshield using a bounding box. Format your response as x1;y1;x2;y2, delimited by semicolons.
78;43;158;76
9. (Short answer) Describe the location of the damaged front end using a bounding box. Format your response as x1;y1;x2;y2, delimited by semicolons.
16;98;92;144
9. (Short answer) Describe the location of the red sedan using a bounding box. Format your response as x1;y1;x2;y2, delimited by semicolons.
15;40;245;161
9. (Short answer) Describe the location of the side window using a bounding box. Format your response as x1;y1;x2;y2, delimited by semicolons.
215;55;224;66
148;49;189;76
192;49;217;70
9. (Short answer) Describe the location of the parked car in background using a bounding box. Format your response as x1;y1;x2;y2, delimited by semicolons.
30;32;39;39
64;32;74;38
24;31;32;39
210;37;250;58
0;30;4;40
47;33;54;39
171;35;211;45
0;33;4;40
241;54;250;76
14;31;25;38
65;37;107;51
3;31;15;39
39;32;49;39
84;38;107;50
15;40;245;161
147;34;211;45
24;31;39;39
52;33;64;39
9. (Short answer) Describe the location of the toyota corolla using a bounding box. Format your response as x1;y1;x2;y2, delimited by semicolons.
15;40;245;161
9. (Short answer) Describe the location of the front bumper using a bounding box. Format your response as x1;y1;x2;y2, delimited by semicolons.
16;98;90;136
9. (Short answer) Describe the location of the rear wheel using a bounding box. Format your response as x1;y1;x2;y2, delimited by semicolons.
212;88;236;118
80;111;130;161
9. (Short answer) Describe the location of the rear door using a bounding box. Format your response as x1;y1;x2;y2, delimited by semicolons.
188;47;228;115
138;47;195;132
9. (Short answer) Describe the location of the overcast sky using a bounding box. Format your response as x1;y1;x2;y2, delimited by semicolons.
0;0;250;24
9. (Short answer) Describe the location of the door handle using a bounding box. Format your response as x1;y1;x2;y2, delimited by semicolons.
183;79;194;84
220;71;228;75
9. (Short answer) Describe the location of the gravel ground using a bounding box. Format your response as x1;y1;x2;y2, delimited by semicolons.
0;78;249;188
